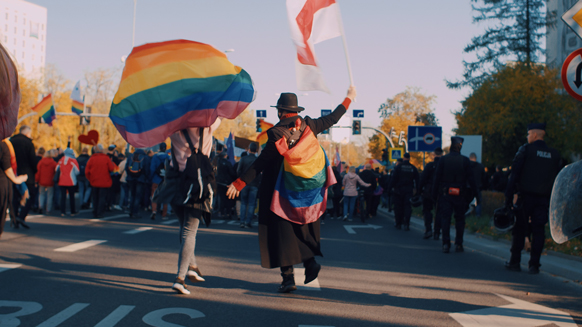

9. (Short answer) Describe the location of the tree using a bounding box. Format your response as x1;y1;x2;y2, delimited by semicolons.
455;63;581;167
447;0;556;89
214;108;260;144
371;87;437;169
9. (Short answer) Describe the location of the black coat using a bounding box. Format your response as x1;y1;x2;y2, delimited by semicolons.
239;102;346;268
10;134;36;188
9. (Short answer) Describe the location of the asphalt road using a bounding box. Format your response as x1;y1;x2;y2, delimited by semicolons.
1;208;580;327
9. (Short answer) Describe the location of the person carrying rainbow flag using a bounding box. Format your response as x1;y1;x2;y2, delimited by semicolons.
227;86;357;293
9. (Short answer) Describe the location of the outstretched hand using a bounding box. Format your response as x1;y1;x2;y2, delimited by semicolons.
226;184;239;200
347;85;357;101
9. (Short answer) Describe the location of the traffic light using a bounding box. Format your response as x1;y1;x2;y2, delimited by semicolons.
352;120;361;135
381;149;388;163
256;118;262;132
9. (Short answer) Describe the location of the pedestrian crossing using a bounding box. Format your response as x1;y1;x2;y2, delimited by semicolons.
0;263;21;273
54;240;107;252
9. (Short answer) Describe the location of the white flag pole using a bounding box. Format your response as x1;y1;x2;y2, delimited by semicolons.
336;4;354;87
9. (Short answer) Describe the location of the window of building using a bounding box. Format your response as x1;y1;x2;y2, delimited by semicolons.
41;24;44;31
22;52;24;59
22;29;24;36
32;54;34;60
14;27;16;34
4;36;6;43
4;25;6;32
41;55;43;62
41;45;43;51
22;40;25;47
13;38;16;45
14;16;17;23
41;34;43;41
5;13;8;20
23;18;25;25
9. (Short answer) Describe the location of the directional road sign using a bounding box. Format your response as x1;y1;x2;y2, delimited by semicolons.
562;1;582;40
256;110;267;118
389;147;403;161
321;109;331;116
407;126;442;152
353;110;364;118
561;48;582;101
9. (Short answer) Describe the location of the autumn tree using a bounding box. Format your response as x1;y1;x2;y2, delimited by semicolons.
369;87;438;169
214;108;259;142
448;0;556;89
455;63;581;166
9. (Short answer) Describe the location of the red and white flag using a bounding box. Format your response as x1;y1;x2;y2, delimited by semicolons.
287;0;343;93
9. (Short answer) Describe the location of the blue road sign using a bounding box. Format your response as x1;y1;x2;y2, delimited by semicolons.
256;110;267;118
321;109;332;116
353;110;364;118
407;126;442;152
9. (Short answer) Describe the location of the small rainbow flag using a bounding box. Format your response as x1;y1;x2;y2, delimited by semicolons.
255;120;274;149
270;125;336;225
32;94;56;126
70;80;84;115
110;39;255;148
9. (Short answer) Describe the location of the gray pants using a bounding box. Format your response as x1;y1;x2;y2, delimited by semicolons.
176;206;201;279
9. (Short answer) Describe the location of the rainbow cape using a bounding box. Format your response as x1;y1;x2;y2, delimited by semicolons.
32;94;56;126
270;125;336;225
110;39;255;148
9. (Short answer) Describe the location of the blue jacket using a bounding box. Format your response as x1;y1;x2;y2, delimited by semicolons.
125;149;149;183
149;151;170;184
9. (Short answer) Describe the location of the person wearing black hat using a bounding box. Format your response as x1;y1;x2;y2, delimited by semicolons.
419;147;443;239
226;86;356;293
387;152;419;230
432;137;477;253
504;123;562;274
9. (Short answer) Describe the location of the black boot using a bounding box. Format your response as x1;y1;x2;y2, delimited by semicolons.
304;258;321;284
278;268;297;293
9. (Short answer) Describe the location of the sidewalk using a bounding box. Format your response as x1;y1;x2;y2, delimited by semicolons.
378;207;582;284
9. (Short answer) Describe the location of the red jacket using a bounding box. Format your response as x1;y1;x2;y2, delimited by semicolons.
85;153;117;188
36;157;58;187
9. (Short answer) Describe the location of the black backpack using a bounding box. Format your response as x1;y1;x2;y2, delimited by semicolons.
174;129;216;206
127;152;143;178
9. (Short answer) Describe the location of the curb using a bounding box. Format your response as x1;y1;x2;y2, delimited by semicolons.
378;207;582;284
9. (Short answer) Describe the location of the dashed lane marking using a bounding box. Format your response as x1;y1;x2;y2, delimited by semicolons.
123;227;153;235
0;264;21;273
54;240;107;252
294;268;321;291
88;214;128;222
161;219;178;225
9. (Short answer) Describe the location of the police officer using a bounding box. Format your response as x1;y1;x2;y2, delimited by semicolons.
504;123;561;274
387;153;419;230
432;137;476;253
419;147;443;239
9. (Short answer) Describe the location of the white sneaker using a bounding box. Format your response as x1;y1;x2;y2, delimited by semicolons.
187;268;205;283
342;215;348;221
172;278;190;295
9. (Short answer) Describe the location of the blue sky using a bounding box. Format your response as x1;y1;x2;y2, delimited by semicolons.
26;0;488;144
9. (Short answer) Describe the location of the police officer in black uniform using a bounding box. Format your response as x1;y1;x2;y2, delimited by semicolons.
432;137;476;253
419;147;443;239
504;123;561;274
387;153;419;230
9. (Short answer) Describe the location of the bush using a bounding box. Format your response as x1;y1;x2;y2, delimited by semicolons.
481;190;505;216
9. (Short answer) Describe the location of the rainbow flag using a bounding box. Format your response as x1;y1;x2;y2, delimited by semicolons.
255;120;274;149
70;80;84;115
270;125;336;225
110;39;256;148
32;94;56;126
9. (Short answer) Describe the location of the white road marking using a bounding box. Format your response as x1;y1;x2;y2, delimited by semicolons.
37;303;89;327
0;264;21;273
123;227;153;235
142;308;205;325
449;293;577;327
294;268;321;291
161;219;178;225
88;214;128;222
54;240;107;252
343;224;383;234
95;305;135;327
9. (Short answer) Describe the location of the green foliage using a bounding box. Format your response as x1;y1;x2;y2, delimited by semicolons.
455;64;581;167
448;0;556;89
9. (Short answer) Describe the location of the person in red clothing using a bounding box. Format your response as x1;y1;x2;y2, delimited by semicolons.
36;150;57;214
57;148;80;216
85;144;118;218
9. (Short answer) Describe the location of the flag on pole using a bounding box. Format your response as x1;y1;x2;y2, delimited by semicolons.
70;80;84;115
226;132;235;166
32;94;56;126
286;0;343;93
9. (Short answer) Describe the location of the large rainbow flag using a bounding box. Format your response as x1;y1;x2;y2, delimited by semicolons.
110;39;255;148
270;125;336;225
256;120;274;149
32;94;56;126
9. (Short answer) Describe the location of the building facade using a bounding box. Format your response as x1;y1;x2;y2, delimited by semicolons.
0;0;46;75
547;0;582;70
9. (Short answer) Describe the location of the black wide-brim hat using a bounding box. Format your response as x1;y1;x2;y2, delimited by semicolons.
271;93;305;112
